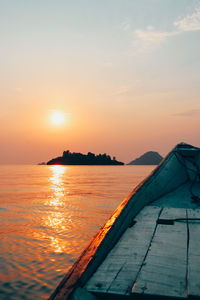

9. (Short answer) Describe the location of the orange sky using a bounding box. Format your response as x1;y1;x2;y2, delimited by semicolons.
1;1;200;164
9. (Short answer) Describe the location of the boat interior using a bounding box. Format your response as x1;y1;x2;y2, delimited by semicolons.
50;144;200;300
84;146;200;299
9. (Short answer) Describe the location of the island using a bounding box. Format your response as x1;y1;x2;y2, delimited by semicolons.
47;150;124;165
127;151;163;165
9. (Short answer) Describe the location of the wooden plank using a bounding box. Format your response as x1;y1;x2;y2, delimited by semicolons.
132;207;188;299
85;206;162;295
187;208;200;298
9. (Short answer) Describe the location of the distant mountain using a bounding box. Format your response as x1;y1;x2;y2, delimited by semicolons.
128;151;163;165
47;150;124;165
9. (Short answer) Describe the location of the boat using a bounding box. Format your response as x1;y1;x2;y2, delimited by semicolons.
49;143;200;300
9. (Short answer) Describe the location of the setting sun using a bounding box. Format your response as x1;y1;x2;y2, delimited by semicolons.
51;111;66;126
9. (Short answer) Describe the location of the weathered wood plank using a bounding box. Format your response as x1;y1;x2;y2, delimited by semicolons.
187;208;200;298
85;206;162;295
132;207;188;298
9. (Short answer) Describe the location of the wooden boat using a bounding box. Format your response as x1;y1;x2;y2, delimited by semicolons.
49;143;200;300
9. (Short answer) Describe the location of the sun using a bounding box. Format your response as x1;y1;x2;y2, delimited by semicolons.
51;111;66;126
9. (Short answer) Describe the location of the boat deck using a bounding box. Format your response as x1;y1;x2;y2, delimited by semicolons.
84;183;200;299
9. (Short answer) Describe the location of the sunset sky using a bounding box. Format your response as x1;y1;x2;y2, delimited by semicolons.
1;0;200;164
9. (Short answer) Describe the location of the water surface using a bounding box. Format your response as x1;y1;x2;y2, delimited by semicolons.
0;165;154;299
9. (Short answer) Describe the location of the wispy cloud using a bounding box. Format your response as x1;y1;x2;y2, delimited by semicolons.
113;85;130;96
133;5;200;51
119;18;131;31
173;108;200;117
174;7;200;32
132;27;176;52
12;87;23;94
135;26;176;43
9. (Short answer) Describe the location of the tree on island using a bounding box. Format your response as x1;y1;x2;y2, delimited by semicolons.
47;150;124;165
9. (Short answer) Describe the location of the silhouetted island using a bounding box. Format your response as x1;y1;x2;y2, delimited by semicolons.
128;151;163;165
47;150;124;165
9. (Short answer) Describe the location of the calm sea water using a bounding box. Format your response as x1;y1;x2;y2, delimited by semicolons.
0;165;154;300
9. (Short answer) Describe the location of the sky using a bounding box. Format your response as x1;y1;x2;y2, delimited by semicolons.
0;0;200;164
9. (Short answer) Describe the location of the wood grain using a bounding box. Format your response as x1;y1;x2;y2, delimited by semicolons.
132;207;188;298
85;206;161;295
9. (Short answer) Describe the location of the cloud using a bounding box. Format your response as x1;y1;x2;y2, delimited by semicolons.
174;7;200;32
113;86;130;96
12;87;22;94
132;27;177;52
135;28;176;43
173;108;200;117
133;5;200;50
133;27;178;52
120;19;131;31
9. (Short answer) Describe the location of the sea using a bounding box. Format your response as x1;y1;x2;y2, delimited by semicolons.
0;164;154;300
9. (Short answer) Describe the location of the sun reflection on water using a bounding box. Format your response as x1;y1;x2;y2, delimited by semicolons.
43;165;71;253
47;166;67;207
49;236;66;253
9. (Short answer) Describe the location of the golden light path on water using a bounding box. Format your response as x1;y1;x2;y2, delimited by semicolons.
48;165;66;207
46;166;70;254
32;166;69;255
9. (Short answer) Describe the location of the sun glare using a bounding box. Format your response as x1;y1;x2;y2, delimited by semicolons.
51;111;66;126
